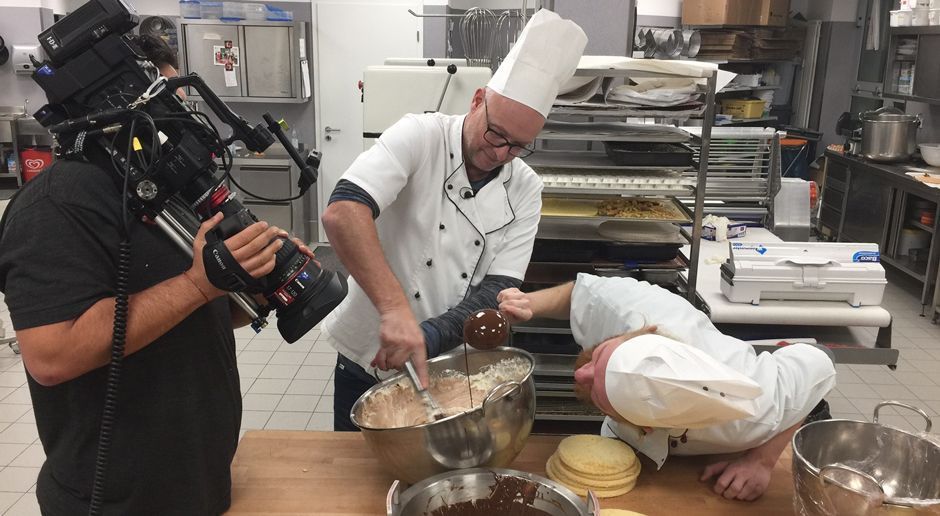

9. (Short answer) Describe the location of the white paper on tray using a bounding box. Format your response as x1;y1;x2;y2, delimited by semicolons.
576;56;719;78
556;76;604;104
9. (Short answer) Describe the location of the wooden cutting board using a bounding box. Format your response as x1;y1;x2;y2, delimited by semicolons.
226;431;796;515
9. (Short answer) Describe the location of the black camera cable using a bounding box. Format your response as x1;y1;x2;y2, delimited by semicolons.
88;113;153;516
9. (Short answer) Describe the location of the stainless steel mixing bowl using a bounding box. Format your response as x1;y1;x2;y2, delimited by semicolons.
386;468;598;516
351;347;536;484
792;401;940;515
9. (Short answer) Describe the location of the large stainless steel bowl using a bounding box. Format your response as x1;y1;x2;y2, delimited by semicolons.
792;401;940;515
386;468;598;516
351;347;536;484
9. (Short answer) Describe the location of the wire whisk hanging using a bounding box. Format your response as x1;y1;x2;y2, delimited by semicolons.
460;7;497;69
493;9;525;69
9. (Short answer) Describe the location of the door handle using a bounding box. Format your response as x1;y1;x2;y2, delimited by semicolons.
325;126;342;133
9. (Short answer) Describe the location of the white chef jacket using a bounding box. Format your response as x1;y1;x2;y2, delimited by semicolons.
569;274;836;469
323;113;543;374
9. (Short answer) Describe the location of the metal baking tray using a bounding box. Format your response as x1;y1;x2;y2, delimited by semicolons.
540;120;691;143
537;220;688;245
525;150;695;172
541;197;692;224
604;142;697;168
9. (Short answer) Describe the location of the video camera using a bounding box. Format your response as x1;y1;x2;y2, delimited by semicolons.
30;0;347;342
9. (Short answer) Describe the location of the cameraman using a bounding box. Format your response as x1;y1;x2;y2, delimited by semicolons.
0;42;312;514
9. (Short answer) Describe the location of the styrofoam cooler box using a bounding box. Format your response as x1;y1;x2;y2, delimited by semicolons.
720;242;887;307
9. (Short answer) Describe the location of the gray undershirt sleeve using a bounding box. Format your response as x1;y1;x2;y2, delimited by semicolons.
421;274;522;357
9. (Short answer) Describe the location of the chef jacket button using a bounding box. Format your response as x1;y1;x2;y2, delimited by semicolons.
439;223;445;230
449;152;454;158
474;240;481;246
702;386;709;392
426;259;433;267
414;292;421;299
461;272;468;279
447;184;453;190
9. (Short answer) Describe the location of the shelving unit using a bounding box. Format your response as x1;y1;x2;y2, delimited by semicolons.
515;64;717;424
883;25;940;105
0;109;27;188
716;116;778;126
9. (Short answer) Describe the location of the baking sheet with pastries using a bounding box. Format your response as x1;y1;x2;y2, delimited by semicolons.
541;197;691;223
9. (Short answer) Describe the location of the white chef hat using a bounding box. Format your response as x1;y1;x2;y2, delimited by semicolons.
487;9;587;117
604;334;763;429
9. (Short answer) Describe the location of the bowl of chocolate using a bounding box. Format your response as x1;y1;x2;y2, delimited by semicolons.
351;347;536;484
386;468;598;516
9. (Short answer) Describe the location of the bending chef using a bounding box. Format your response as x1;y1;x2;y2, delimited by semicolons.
321;10;587;431
499;274;836;501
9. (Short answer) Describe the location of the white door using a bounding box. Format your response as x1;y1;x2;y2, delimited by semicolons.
314;2;421;241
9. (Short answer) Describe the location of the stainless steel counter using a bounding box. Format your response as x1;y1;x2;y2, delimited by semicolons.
822;151;940;306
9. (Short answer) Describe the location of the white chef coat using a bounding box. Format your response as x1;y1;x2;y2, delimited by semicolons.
570;274;836;469
322;113;543;374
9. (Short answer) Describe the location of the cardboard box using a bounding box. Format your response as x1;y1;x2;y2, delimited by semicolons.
703;221;748;241
682;0;790;27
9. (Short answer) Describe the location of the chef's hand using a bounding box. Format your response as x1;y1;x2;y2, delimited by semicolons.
372;307;429;388
497;288;532;324
700;452;774;501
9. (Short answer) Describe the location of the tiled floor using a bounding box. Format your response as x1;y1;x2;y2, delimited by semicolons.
1;276;940;514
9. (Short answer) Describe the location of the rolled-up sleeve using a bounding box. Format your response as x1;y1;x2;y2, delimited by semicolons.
340;114;429;213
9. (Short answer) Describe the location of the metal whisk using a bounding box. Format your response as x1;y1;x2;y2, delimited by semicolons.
493;9;525;69
460;7;497;69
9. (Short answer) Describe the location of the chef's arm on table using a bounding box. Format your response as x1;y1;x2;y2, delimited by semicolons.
322;190;430;387
701;422;800;501
498;281;574;323
422;275;522;356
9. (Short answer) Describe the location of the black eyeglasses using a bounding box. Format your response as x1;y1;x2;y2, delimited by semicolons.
482;95;536;158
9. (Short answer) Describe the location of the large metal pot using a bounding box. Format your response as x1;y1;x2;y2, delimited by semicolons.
861;107;922;162
351;347;536;484
792;401;940;515
386;468;598;516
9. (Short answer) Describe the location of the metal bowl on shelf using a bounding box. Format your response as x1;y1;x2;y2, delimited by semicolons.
351;347;536;484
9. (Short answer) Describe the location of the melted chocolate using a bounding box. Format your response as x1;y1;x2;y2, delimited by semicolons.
463;309;509;350
429;474;552;516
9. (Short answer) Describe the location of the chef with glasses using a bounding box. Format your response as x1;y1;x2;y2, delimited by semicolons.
321;10;587;431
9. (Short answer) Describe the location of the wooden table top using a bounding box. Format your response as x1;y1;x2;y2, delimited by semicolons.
226;431;796;515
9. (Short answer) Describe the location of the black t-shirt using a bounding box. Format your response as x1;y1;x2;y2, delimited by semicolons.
0;160;241;515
